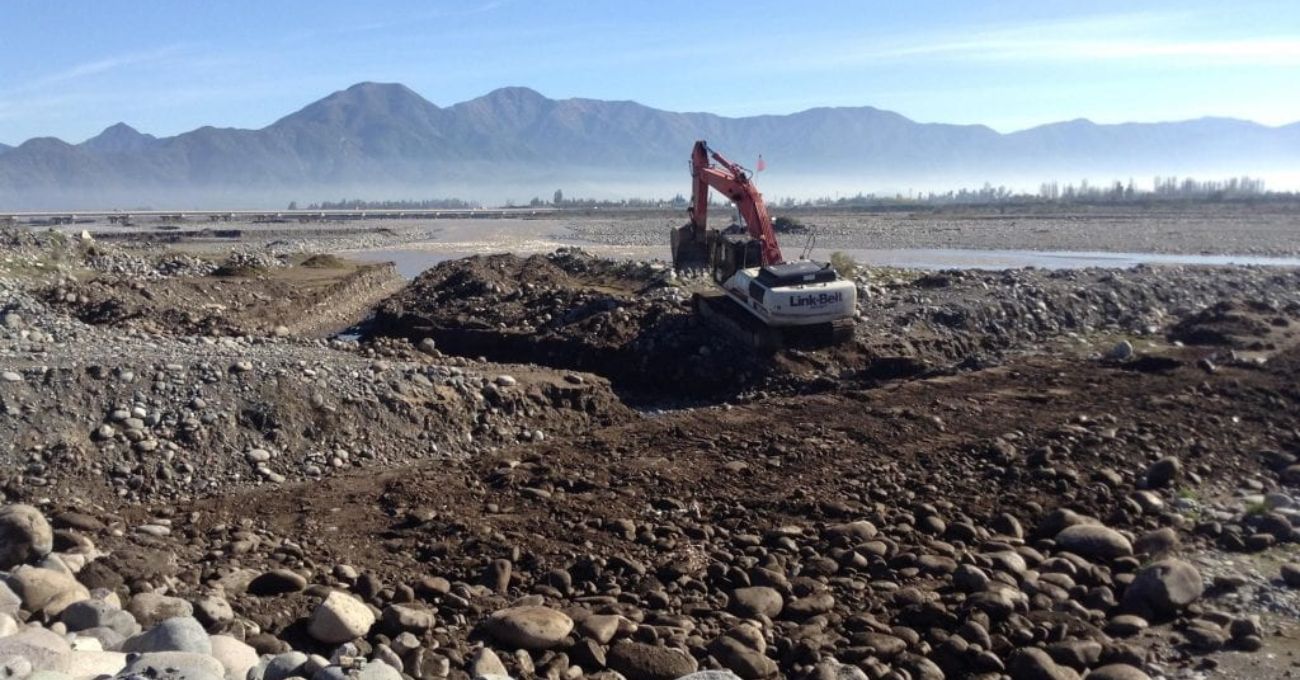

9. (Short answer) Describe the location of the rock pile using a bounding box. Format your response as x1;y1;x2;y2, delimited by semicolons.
0;458;1270;680
0;338;629;499
83;252;218;280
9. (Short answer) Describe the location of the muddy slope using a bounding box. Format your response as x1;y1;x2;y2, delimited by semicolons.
49;260;406;338
371;250;1300;401
370;251;775;399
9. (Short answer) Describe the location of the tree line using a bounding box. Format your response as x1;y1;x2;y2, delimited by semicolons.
294;176;1291;211
787;175;1282;208
293;198;481;210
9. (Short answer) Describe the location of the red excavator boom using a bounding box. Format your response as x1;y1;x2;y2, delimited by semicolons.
685;141;784;265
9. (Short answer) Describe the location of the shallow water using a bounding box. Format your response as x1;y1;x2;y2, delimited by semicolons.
349;249;464;278
835;247;1300;271
351;242;1300;279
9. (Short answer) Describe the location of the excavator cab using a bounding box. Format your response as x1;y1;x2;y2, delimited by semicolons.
709;233;762;285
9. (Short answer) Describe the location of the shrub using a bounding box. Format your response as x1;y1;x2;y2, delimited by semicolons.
829;251;858;278
773;216;807;233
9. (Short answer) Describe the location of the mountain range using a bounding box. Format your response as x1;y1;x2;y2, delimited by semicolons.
1;82;1296;209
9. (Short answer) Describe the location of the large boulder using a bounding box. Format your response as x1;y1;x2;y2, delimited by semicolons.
468;648;508;677
0;612;17;637
1036;509;1096;537
1122;559;1203;619
728;587;783;619
1008;647;1081;680
380;604;436;633
578;614;621;644
354;661;401;680
1133;528;1179;556
247;570;307;596
57;649;127;678
209;635;258;680
1281;563;1300;588
606;640;699;680
120;651;224;680
0;627;71;670
481;605;573;650
824;521;878;542
74;627;127;652
0;581;20;616
126;593;193;628
783;593;836;620
122;617;212;655
1145;457;1182;489
1088;664;1152;680
193;595;234;631
4;565;90;616
261;651;309;680
708;634;777;679
307;591;375;644
0;504;54;569
1054;525;1133;561
60;598;137;635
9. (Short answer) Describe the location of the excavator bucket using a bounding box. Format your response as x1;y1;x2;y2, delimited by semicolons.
670;223;710;271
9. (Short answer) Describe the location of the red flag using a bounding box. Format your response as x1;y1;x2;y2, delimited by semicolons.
756;155;767;172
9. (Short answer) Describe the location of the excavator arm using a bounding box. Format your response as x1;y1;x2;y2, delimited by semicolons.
678;140;784;267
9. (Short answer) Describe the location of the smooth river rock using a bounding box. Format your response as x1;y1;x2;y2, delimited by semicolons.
0;504;54;569
307;591;375;644
481;605;574;650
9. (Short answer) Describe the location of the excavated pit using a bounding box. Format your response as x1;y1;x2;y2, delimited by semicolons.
368;250;787;402
369;250;1300;407
367;250;1044;406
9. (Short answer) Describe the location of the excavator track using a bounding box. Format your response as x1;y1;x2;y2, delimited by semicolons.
692;293;853;351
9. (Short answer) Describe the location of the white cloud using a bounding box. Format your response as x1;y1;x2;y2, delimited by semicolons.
879;36;1300;66
7;45;189;94
773;10;1300;69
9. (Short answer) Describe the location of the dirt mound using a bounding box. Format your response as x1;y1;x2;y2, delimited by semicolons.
387;250;656;316
299;253;348;268
0;334;632;504
1168;299;1297;349
371;250;781;400
49;261;406;338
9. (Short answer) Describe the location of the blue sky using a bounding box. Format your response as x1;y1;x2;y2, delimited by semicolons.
2;0;1298;145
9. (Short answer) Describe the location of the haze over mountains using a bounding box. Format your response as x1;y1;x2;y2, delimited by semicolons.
1;82;1296;209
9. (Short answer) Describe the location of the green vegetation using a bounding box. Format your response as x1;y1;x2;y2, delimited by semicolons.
0;228;90;278
304;198;480;210
1245;500;1270;516
772;215;807;233
300;254;348;268
773;175;1287;209
829;251;858;278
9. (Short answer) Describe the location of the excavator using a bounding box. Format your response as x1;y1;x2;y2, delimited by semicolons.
670;140;857;350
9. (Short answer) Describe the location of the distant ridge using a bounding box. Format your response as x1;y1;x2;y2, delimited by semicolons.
80;123;160;154
1;81;1295;208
